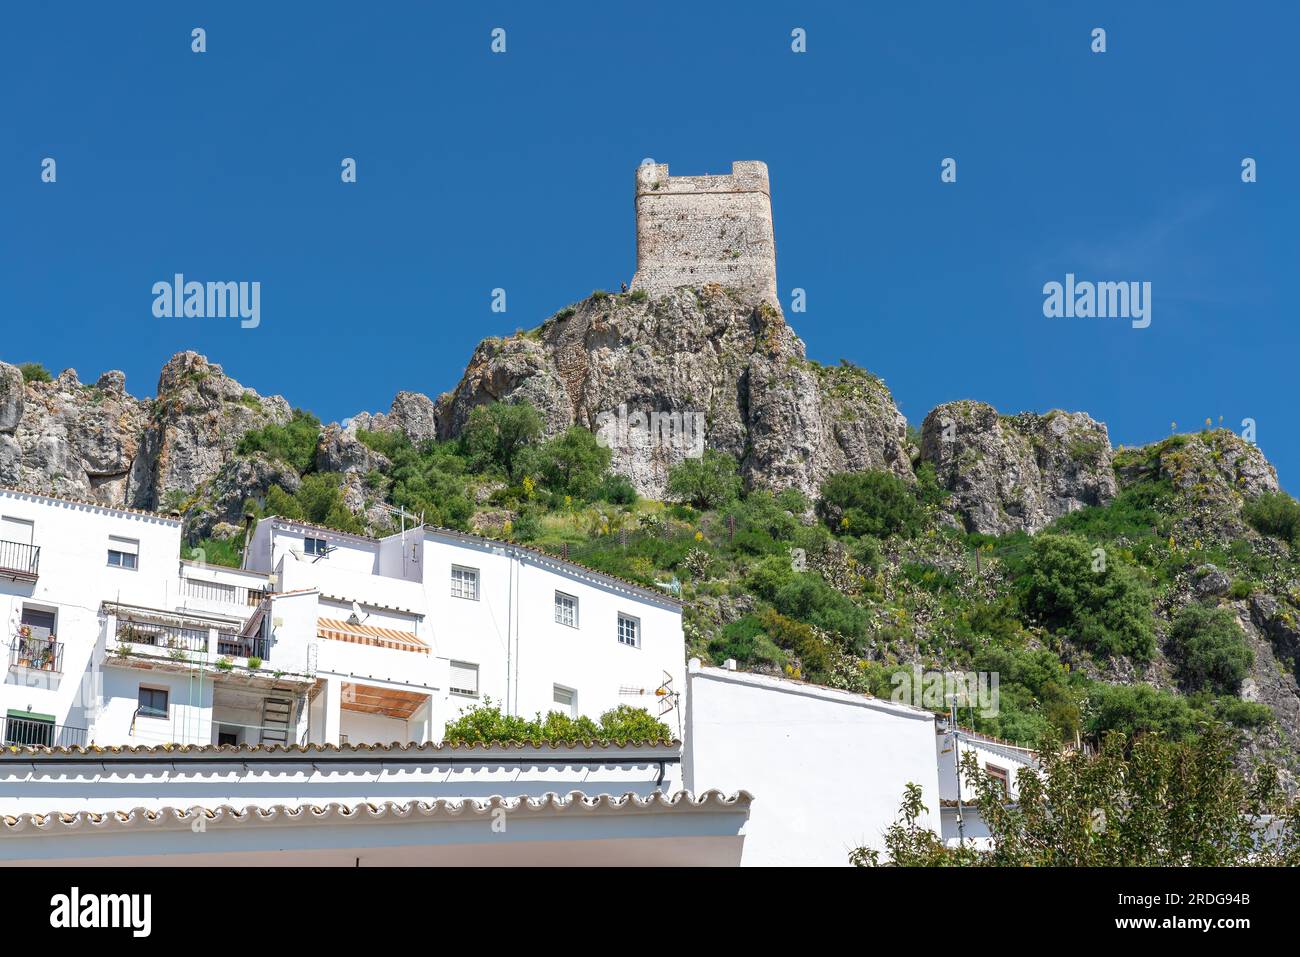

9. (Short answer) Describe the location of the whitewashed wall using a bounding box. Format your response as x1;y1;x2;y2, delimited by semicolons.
683;661;942;866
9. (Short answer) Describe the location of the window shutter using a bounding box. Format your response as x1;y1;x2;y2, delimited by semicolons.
449;661;478;695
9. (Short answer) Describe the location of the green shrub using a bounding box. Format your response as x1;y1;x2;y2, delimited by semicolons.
236;409;321;473
707;614;787;670
816;470;925;539
666;450;742;510
1168;604;1253;694
186;538;243;569
595;473;638;505
18;362;52;383
1243;491;1300;545
745;556;868;645
519;426;611;497
1085;683;1199;741
1015;533;1155;660
442;699;672;744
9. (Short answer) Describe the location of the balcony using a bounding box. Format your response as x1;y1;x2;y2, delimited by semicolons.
2;715;87;749
0;540;39;583
217;634;272;662
115;618;211;657
9;633;63;673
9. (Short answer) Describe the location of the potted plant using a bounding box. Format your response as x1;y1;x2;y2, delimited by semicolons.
215;656;234;672
247;655;262;670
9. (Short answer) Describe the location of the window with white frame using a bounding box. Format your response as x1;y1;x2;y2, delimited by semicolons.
303;537;328;557
617;613;640;648
450;565;479;601
449;661;479;697
553;685;577;716
107;536;139;570
554;591;578;628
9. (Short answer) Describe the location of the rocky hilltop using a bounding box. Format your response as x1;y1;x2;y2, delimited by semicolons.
2;285;1296;773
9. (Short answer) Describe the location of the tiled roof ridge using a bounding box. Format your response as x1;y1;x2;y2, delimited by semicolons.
0;483;181;524
265;515;686;607
0;738;682;758
0;790;751;832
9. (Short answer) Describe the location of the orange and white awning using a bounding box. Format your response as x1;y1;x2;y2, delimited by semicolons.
317;618;427;654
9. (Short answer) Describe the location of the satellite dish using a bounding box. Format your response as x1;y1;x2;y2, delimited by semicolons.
347;601;367;626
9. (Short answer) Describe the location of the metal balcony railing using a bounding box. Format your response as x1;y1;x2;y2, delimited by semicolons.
0;540;39;580
181;578;268;608
114;619;209;655
9;635;63;673
216;634;272;662
1;715;86;749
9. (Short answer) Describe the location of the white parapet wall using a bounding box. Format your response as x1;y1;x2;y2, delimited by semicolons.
683;660;942;866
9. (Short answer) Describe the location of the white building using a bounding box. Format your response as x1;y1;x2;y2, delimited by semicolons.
936;724;1039;846
0;484;1038;866
0;741;751;866
0;488;686;752
683;660;942;866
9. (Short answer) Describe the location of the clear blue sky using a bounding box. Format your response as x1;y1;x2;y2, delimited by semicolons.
3;2;1297;487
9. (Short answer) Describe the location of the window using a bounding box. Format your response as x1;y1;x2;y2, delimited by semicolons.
617;613;640;648
553;685;577;716
137;687;169;719
304;537;328;557
986;764;1009;795
107;536;139;570
450;565;479;601
449;661;479;697
554;591;578;628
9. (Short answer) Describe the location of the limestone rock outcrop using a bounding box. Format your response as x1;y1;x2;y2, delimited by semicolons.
920;400;1118;535
437;288;913;499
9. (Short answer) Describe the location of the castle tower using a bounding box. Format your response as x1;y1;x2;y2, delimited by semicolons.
630;160;778;305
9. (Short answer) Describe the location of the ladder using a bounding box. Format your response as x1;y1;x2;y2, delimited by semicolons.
259;696;294;746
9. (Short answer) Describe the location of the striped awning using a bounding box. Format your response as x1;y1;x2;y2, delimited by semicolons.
317;618;427;654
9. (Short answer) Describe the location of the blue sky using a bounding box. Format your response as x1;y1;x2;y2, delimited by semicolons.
3;2;1297;487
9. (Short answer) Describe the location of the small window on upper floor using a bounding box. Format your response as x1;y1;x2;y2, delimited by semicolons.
449;661;479;697
554;591;578;628
451;565;479;601
304;537;329;557
986;764;1009;795
107;536;139;570
617;613;640;649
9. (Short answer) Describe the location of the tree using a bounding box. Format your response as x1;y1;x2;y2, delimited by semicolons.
857;725;1300;866
816;470;926;539
522;426;611;497
1016;533;1155;660
1168;604;1254;695
461;401;543;480
666;449;741;510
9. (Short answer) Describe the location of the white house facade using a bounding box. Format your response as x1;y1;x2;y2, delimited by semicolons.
0;488;686;753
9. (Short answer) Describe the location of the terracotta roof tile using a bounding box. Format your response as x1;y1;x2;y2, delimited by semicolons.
0;790;751;833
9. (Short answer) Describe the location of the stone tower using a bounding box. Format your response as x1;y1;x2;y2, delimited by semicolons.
630;160;778;304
